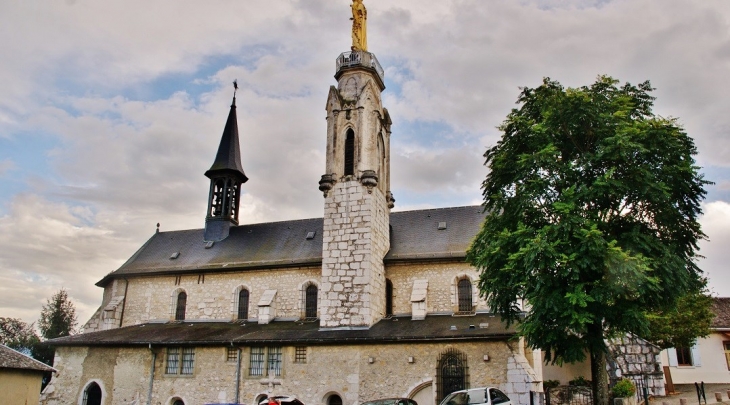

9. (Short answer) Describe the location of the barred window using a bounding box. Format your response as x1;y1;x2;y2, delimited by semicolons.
268;347;282;376
166;347;180;374
227;347;239;362
295;347;307;363
305;285;318;319
457;278;473;313
250;347;265;376
249;347;283;376
166;347;195;375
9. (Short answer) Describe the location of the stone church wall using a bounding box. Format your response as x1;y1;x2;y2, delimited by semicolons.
386;261;489;316
42;341;517;405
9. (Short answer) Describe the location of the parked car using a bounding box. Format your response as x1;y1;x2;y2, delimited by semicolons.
360;398;418;405
439;388;511;405
259;396;306;405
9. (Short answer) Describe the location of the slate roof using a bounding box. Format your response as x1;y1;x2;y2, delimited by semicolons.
0;344;56;373
98;205;485;286
46;313;514;347
711;297;730;329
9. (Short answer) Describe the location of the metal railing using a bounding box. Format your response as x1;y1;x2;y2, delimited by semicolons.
336;51;384;81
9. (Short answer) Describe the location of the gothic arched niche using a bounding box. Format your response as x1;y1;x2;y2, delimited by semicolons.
82;381;102;405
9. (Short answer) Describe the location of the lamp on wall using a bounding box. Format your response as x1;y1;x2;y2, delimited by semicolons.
408;356;414;363
483;354;490;362
368;356;375;364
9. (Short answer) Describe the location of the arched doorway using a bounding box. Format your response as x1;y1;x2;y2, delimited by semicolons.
328;394;343;405
82;382;102;405
410;381;434;405
437;349;468;403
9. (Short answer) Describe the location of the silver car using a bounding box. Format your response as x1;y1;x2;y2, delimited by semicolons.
440;388;511;405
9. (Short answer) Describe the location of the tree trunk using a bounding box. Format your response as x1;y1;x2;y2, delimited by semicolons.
590;348;609;405
588;322;609;405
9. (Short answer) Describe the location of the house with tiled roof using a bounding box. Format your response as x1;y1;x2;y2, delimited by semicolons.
0;344;56;405
660;297;730;384
39;4;543;405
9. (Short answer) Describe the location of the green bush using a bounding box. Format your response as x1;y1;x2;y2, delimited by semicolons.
568;376;591;387
611;378;636;398
543;380;560;389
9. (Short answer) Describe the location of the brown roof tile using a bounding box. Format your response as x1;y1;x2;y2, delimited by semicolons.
0;344;55;372
711;297;730;329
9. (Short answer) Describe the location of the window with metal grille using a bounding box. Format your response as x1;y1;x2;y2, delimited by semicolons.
305;285;318;319
267;347;282;376
457;278;473;313
344;129;355;176
166;347;180;374
227;347;239;362
250;347;265;376
676;346;693;366
165;347;195;375
295;346;307;363
436;348;469;403
181;347;195;374
175;291;187;321
238;289;249;320
385;279;393;317
82;382;102;405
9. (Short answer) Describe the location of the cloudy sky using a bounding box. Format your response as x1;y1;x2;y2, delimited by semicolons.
1;0;729;326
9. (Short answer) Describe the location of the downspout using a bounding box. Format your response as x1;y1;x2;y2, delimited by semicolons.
119;278;130;328
235;346;242;404
147;344;156;405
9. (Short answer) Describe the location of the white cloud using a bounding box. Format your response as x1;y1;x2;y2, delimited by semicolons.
2;0;730;325
698;201;730;297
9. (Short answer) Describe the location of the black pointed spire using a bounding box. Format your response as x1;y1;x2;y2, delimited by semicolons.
204;82;248;242
205;90;248;182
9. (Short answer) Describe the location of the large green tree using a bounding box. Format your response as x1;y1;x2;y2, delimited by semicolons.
0;317;41;354
466;76;709;405
37;289;78;367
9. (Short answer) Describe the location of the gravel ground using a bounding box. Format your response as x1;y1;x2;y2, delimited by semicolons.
649;384;730;405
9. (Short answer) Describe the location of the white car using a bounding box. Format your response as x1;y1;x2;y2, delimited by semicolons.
439;388;511;405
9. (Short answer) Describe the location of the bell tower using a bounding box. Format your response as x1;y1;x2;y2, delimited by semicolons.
204;85;248;242
318;0;394;329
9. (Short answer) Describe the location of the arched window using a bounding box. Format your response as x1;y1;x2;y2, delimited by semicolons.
82;382;102;405
328;394;343;405
385;279;393;317
305;284;318;319
437;348;468;402
172;399;185;405
237;289;249;320
457;278;473;313
175;291;187;321
344;129;355;176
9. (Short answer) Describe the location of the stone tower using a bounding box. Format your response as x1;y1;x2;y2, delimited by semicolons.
204;93;248;242
318;47;394;328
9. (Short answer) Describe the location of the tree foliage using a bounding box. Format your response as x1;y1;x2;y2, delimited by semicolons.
0;317;41;353
643;289;713;349
39;289;78;340
466;76;708;405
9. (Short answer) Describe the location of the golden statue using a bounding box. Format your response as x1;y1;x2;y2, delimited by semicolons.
351;0;367;52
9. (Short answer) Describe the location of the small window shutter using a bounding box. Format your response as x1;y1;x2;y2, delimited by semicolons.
691;343;702;366
667;348;678;367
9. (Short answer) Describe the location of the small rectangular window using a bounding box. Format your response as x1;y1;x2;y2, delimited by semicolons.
165;347;180;374
181;347;195;375
268;347;282;376
676;346;693;366
724;341;730;371
295;347;307;363
166;347;195;375
227;347;239;362
250;347;265;376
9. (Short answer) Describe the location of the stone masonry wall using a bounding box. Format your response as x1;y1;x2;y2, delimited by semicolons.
43;341;520;405
385;262;489;316
607;335;666;397
120;266;321;325
320;180;389;327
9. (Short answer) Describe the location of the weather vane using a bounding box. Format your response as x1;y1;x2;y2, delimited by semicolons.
233;79;238;97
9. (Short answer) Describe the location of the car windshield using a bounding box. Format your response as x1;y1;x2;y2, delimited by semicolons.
441;390;486;405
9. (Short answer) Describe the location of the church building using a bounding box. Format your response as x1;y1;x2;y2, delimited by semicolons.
41;3;542;405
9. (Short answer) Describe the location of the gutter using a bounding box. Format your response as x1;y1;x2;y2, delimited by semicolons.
147;344;156;405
